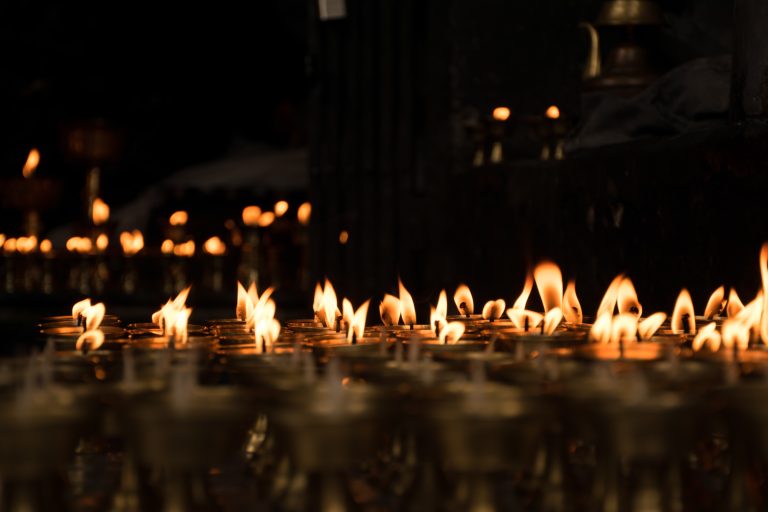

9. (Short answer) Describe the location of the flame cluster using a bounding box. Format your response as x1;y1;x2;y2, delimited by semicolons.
72;299;107;351
152;287;193;343
237;282;280;353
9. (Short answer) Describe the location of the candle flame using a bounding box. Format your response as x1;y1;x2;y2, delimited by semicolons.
92;198;110;226
617;277;642;318
76;330;105;352
379;294;401;326
610;313;638;345
247;292;279;352
703;286;726;319
258;212;275;228
534;261;563;313
671;289;696;335
760;242;768;344
3;238;16;253
16;235;38;254
506;309;544;331
242;206;262;226
546;105;560;120
637;312;666;340
119;230;144;256
65;237;93;254
317;279;339;329
727;288;744;318
399;279;417;326
492;106;511;121
439;321;465;345
512;274;534;310
596;274;624;318
345;299;370;343
22;148;40;179
430;291;449;331
152;287;192;342
543;307;563;335
692;322;721;352
96;233;109;252
482;299;506;321
75;302;106;352
562;280;583;324
590;313;613;344
172;240;195;257
236;281;250;321
274;200;289;217
39;239;52;254
722;317;750;352
72;298;92;322
203;236;226;255
453;284;474;316
297;202;312;226
169;211;188;226
161;239;174;254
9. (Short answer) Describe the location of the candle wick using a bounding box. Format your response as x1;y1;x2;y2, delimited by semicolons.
434;320;439;336
351;331;357;345
460;302;470;318
410;323;414;331
524;315;529;333
335;315;342;333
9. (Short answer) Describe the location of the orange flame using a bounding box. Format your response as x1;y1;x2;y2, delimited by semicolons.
39;239;52;254
453;284;474;316
399;279;417;326
760;243;768;344
92;198;110;226
66;237;93;254
534;261;563;313
258;212;276;228
312;282;323;319
297;202;312;226
203;236;226;255
482;299;506;321
245;286;275;331
617;277;642;318
562;280;583;324
727;289;744;318
236;281;251;321
317;279;339;329
671;289;696;335
543;307;563;335
431;290;449;331
596;274;624;317
345;299;370;343
722;318;750;352
119;230;144;256
546;105;560;120
242;206;262;226
638;312;666;340
95;233;109;252
512;274;534;310
16;236;38;254
22;148;40;179
169;211;188;226
492;106;511;121
506;309;544;331
152;287;192;342
172;240;195;257
380;294;401;326
72;298;92;322
589;313;613;344
161;239;174;254
703;286;726;319
75;302;106;352
274;200;289;218
610;313;638;345
2;237;16;253
692;322;721;352
439;321;465;345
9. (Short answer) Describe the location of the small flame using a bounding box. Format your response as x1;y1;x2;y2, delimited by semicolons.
254;314;281;353
317;279;339;329
482;299;506;321
169;211;188;226
692;322;721;352
173;240;195;257
431;291;449;331
380;294;401;326
338;230;349;244
203;236;226;255
245;286;275;331
76;330;105;352
562;280;583;324
596;274;624;317
0;234;5;248
492;107;511;121
297;202;311;226
236;281;251;321
96;233;109;252
161;239;175;254
72;298;92;322
512;274;534;310
312;283;323;318
22;148;40;179
92;198;110;226
506;309;544;331
546;105;560;119
638;312;666;340
589;313;613;344
722;318;750;352
703;286;726;320
534;261;563;313
258;212;275;228
274;201;289;217
728;289;744;318
16;236;38;254
671;289;696;335
66;237;93;254
242;206;262;226
39;239;52;254
439;321;465;345
617;277;642;318
3;238;16;253
152;287;192;342
120;230;144;256
83;302;105;331
610;313;638;345
75;302;106;352
436;290;448;321
399;279;417;326
453;284;474;316
345;299;370;343
543;307;563;335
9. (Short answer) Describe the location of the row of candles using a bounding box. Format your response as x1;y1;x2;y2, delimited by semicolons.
7;245;768;510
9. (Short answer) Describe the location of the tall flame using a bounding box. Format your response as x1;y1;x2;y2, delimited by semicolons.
562;280;583;324
312;282;324;320
248;293;279;352
512;274;534;310
617;277;642;318
638;312;666;340
439;321;465;345
380;294;401;326
345;300;370;343
317;279;339;329
534;261;563;313
431;291;449;332
727;289;744;318
22;148;40;179
671;289;696;335
703;286;726;319
453;284;474;317
399;279;417;326
119;230;144;256
236;281;251;321
596;274;624;317
92;198;110;226
482;299;506;321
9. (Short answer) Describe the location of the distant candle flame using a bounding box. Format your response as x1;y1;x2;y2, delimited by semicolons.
161;239;174;254
96;233;109;252
92;198;110;226
39;239;52;254
297;202;312;226
172;240;195;257
380;294;401;326
203;236;226;255
671;289;696;335
399;279;417;326
492;106;511;121
16;235;38;254
597;274;624;318
482;299;506;321
169;211;188;226
22;148;40;179
453;284;474;317
274;200;289;217
617;277;642;318
562;280;583;324
242;206;262;226
638;312;666;340
534;261;563;313
439;321;465;345
338;230;349;244
543;307;563;335
345;299;370;344
546;105;560;120
66;237;93;254
119;230;144;256
703;286;726;319
3;238;16;253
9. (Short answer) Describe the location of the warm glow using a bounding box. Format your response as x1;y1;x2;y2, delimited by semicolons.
692;322;721;352
297;202;312;226
75;302;105;352
258;212;276;228
318;279;339;329
722;318;750;352
543;307;563;335
439;321;465;345
431;290;449;331
506;309;544;331
453;284;474;316
152;287;192;342
72;298;92;322
703;286;726;319
254;306;280;354
399;279;417;326
173;240;195;257
512;274;534;310
482;299;506;321
3;238;16;253
83;302;105;331
492;106;511;121
169;211;188;226
534;261;563;313
312;282;324;318
161;239;175;254
96;233;109;252
562;280;583;324
611;313;638;345
617;277;642;318
203;236;226;255
345;299;370;343
274;200;289;217
66;237;93;254
22;148;40;179
761;243;768;344
728;288;744;318
671;289;696;335
39;239;52;254
545;105;560;119
596;274;624;317
76;330;104;353
242;206;262;226
380;294;401;326
0;234;5;248
338;230;349;244
92;198;110;226
638;312;666;340
120;230;144;256
16;236;38;254
236;281;251;321
589;313;612;344
245;286;275;331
